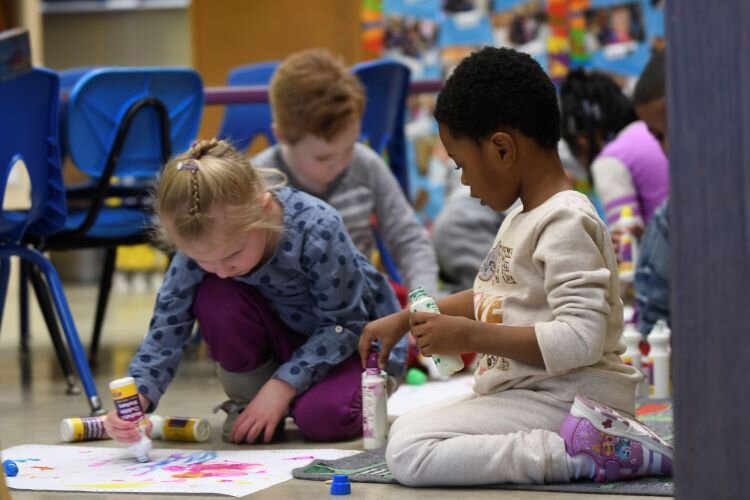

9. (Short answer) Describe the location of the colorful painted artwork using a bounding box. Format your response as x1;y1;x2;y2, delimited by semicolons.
2;445;356;497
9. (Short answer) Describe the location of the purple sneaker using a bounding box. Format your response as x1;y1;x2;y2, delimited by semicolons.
560;395;673;482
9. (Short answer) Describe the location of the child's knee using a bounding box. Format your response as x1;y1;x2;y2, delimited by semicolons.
385;432;429;487
293;398;361;442
194;276;245;320
194;276;267;331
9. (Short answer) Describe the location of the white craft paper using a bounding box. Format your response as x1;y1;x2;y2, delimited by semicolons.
3;444;356;497
387;375;474;416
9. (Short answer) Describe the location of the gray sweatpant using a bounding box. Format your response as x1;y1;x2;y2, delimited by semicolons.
386;388;573;486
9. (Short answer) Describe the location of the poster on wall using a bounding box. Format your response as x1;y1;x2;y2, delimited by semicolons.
382;0;443;80
574;0;662;78
490;0;549;69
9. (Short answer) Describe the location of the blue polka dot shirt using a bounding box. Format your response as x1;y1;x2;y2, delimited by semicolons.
128;187;407;409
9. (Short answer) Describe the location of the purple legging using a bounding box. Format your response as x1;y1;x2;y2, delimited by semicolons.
193;274;362;442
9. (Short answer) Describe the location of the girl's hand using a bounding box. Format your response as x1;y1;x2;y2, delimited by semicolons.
230;378;295;444
409;311;474;356
103;394;153;443
358;310;410;370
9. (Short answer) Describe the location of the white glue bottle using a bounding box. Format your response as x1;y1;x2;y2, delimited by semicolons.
109;377;152;462
621;322;647;399
362;350;388;450
647;319;671;399
408;287;464;377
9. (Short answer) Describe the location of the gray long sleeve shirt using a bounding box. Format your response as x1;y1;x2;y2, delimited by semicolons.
253;143;439;296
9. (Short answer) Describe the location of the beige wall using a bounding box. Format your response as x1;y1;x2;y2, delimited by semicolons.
43;7;190;69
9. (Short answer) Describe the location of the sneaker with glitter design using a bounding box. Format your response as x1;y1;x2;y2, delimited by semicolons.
560;395;673;482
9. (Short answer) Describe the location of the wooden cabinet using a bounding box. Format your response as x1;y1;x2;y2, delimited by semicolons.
191;0;363;145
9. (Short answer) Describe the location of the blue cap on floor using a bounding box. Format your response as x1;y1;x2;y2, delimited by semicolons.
3;459;18;477
330;473;351;495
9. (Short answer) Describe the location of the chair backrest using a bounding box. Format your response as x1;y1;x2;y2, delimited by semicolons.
59;66;94;92
0;68;66;244
57;66;95;161
65;67;204;178
352;59;411;193
217;61;279;152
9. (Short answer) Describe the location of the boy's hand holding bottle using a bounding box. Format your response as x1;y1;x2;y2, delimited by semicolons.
409;311;471;359
359;311;411;370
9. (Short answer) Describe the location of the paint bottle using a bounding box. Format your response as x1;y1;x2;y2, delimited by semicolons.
149;415;211;443
621;322;648;399
408;287;464;377
109;377;152;463
60;416;111;442
615;206;639;281
362;350;388;450
647;319;671;399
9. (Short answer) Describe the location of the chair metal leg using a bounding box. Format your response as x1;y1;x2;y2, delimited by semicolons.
19;260;30;353
0;257;9;332
89;246;117;364
27;264;81;395
7;246;105;415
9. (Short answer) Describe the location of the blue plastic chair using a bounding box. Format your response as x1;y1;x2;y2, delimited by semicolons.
217;61;279;152
21;67;204;362
0;68;103;414
351;59;411;194
352;60;412;284
57;66;95;160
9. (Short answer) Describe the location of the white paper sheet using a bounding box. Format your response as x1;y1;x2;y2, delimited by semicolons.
3;444;356;497
388;375;475;416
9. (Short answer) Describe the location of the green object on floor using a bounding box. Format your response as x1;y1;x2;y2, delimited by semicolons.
405;367;428;385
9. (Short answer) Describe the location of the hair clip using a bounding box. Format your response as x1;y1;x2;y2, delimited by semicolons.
176;159;200;171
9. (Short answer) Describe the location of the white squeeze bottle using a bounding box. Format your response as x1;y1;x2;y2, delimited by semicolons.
622;322;647;398
647;319;671;399
362;350;388;450
408;287;464;377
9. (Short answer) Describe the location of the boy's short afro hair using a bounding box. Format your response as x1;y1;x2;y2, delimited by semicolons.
434;46;561;150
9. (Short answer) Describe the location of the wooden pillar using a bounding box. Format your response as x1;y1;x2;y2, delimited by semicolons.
667;2;750;498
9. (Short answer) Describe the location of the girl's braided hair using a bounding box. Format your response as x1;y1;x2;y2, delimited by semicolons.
154;139;285;249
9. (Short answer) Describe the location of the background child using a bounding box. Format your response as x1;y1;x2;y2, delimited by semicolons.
104;139;407;445
252;48;440;297
359;47;672;486
633;49;670;336
560;69;669;237
431;186;505;292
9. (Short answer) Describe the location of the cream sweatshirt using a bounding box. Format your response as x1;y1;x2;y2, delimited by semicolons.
472;190;641;414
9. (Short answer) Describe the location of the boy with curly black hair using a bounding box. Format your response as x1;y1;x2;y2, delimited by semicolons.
360;47;673;486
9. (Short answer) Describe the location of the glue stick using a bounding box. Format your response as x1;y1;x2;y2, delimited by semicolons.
60;416;111;442
109;377;152;462
149;416;211;443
